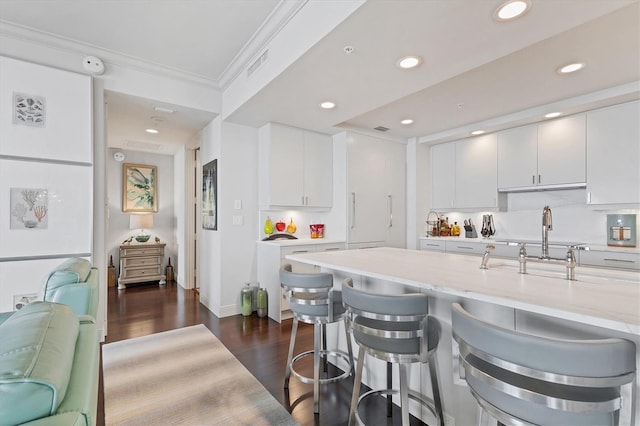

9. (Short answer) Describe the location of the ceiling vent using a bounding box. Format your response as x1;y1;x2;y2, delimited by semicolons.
247;49;269;77
126;140;162;151
374;126;390;132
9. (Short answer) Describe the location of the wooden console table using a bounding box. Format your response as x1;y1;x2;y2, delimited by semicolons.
118;242;166;289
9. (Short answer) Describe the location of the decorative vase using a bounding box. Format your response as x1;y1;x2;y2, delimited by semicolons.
241;283;253;316
257;288;268;318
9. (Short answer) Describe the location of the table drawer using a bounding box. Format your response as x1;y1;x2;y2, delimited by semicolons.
121;246;164;257
122;257;161;268
120;265;162;279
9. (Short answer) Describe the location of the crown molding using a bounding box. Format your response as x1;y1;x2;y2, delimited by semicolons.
217;0;307;90
0;20;219;88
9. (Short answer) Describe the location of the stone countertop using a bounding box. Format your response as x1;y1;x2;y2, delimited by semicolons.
287;247;640;335
256;238;345;247
419;236;640;253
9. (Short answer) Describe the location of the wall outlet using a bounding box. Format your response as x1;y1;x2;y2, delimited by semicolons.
14;293;38;310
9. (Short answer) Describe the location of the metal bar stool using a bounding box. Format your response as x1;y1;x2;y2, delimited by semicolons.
280;264;354;414
341;277;444;426
451;302;636;426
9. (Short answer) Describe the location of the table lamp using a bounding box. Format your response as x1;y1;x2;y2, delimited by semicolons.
130;214;154;242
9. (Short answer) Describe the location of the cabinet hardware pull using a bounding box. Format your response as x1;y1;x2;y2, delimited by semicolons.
538;174;541;184
603;258;634;263
457;246;473;250
587;191;591;204
532;175;535;184
351;192;356;229
388;194;393;228
292;250;309;254
324;248;341;251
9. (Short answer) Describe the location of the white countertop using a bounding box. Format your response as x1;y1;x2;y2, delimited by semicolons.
287;247;640;335
419;236;640;253
257;238;345;247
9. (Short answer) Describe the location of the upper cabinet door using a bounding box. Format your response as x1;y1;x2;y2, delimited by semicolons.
431;143;455;210
497;124;538;189
303;130;333;208
268;124;305;206
455;134;497;209
537;114;586;186
586;101;640;205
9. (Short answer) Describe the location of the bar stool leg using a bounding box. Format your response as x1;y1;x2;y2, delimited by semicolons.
349;349;366;426
344;318;354;375
284;317;299;389
399;364;410;426
428;353;445;426
314;322;321;414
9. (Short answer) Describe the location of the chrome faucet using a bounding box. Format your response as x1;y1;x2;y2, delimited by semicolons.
542;205;553;258
480;244;495;269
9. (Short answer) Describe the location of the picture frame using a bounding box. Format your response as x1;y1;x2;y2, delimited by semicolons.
123;163;157;212
13;92;46;127
202;159;217;230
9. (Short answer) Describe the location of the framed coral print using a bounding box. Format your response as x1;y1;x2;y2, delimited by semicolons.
123;163;157;212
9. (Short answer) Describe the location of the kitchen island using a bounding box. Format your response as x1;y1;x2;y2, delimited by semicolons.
286;247;640;425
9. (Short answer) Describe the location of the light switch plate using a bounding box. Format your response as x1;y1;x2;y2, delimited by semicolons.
234;200;242;210
232;215;243;226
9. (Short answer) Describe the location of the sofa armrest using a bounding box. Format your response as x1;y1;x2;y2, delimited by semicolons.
19;412;86;426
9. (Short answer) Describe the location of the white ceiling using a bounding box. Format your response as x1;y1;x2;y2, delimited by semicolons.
1;0;638;152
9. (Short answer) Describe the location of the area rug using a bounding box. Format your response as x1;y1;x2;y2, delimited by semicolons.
102;324;298;425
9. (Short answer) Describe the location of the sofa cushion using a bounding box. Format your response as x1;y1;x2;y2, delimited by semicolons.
44;258;92;291
0;302;79;425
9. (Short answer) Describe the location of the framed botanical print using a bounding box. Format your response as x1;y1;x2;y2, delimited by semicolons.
123;163;157;212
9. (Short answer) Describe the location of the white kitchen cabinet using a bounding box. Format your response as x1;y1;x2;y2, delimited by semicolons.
455;134;497;209
497;124;538;189
257;241;345;322
497;114;586;190
586;100;640;206
537;114;586;186
258;123;333;208
579;249;639;271
347;133;406;247
431;143;456;210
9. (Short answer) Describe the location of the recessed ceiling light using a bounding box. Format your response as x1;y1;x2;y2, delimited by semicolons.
401;119;414;125
320;101;336;109
397;56;422;69
145;128;159;134
545;112;562;118
471;130;485;135
494;0;530;21
558;62;585;74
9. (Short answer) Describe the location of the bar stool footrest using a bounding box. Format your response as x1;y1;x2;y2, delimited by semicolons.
353;388;441;426
290;349;353;385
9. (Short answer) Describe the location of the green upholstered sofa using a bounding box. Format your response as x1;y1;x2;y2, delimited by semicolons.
41;258;98;320
0;301;99;426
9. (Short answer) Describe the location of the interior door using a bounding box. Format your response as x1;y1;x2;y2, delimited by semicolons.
193;148;201;292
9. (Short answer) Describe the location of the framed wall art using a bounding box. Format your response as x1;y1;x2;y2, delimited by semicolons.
202;159;217;230
10;187;48;229
13;92;46;127
123;163;157;212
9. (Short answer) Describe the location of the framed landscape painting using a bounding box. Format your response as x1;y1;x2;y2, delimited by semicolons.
123;163;157;212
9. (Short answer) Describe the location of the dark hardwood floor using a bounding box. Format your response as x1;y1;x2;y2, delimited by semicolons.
99;282;428;426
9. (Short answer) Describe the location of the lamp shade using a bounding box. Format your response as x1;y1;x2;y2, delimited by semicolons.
130;214;154;230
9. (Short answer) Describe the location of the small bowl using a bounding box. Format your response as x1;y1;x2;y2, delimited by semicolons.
135;234;151;243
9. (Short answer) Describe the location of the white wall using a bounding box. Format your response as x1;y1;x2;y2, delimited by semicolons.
198;118;259;317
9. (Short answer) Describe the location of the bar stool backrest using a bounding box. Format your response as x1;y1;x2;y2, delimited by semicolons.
451;302;636;426
280;264;339;323
342;278;439;364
